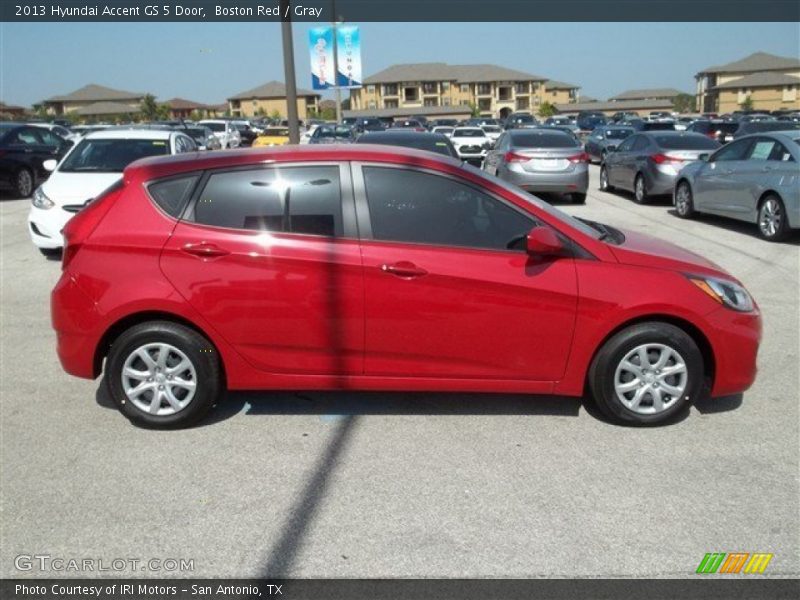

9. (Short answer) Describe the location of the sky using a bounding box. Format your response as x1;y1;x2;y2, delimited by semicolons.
1;21;798;107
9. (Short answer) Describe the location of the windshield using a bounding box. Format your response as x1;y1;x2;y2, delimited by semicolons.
460;162;602;240
317;126;352;139
453;129;485;138
202;122;225;132
59;138;169;173
263;128;290;136
604;129;633;140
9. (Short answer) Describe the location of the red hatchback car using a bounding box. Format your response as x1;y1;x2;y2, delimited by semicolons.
52;145;761;427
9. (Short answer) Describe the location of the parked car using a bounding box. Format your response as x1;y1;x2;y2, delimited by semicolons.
0;123;72;197
504;113;538;130
628;119;676;132
599;131;721;203
686;119;740;144
431;126;455;138
252;127;291;147
353;117;386;134
28;129;195;253
673;131;799;242
483;128;589;203
576;112;607;132
431;119;459;128
584;125;635;163
733;120;800;139
29;122;79;142
231;121;258;147
182;126;221;151
70;124;110;137
198;120;240;149
674;116;699;131
51;145;761;428
309;124;356;144
391;119;426;131
450;127;493;163
356;131;458;158
610;111;639;123
480;124;503;143
544;116;573;127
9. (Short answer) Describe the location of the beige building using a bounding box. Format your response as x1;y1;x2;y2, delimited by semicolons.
554;98;676;117
696;52;800;113
608;88;687;104
40;84;146;117
227;81;320;119
349;63;579;119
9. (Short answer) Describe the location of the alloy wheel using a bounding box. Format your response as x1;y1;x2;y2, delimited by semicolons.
759;198;783;239
635;176;645;202
17;170;33;197
613;343;688;415
675;183;692;216
600;167;609;190
121;343;197;416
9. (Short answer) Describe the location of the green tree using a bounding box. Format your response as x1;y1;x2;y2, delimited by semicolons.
140;94;159;120
320;107;337;120
269;109;282;122
538;102;557;118
672;93;695;114
740;96;754;111
467;102;480;117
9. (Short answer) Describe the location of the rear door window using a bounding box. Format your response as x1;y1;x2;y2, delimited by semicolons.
192;166;343;237
711;139;752;162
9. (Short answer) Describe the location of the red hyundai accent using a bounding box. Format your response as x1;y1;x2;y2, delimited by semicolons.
51;145;761;427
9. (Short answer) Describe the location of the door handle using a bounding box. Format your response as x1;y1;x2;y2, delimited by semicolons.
380;261;427;278
181;242;230;258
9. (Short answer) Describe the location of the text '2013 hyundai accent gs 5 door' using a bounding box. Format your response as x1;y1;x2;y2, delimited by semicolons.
51;145;761;428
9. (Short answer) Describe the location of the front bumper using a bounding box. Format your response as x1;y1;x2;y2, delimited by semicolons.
705;305;762;397
28;205;72;249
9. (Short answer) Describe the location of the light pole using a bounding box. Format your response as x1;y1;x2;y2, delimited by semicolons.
279;0;300;143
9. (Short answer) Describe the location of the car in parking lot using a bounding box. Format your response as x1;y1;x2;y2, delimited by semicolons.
576;111;607;133
198;120;240;149
673;131;799;241
450;127;493;162
628;119;676;132
480;124;504;143
50;144;762;429
309;124;356;144
599;131;720;203
584;125;635;163
686;119;740;144
431;126;455;138
482;128;588;203
355;131;458;157
252;127;291;147
392;119;427;131
28;129;195;253
732;120;800;139
182;126;222;151
504;113;538;130
0;122;72;197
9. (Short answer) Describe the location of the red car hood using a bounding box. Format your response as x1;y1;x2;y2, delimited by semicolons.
609;229;727;277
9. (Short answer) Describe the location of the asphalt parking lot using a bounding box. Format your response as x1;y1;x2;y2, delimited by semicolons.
1;164;798;579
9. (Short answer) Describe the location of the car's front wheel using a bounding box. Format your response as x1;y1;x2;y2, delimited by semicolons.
589;322;704;425
15;168;34;198
106;321;222;428
599;165;613;192
674;181;695;218
757;194;789;242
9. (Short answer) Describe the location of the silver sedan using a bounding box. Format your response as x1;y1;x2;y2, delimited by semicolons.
673;131;800;242
482;129;589;203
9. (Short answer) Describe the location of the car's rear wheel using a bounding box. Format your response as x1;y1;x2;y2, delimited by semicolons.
106;321;222;428
15;168;34;198
599;165;613;192
757;194;789;242
633;174;649;204
589;322;704;425
675;181;695;218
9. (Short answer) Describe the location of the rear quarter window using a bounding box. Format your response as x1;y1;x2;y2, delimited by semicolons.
147;175;200;217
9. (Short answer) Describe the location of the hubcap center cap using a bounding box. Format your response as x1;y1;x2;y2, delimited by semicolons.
644;371;656;384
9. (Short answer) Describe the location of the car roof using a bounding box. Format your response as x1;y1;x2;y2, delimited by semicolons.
84;128;175;140
510;128;572;137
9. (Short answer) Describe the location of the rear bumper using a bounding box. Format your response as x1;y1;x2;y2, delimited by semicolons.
51;272;102;379
645;166;680;196
501;166;589;194
705;306;762;397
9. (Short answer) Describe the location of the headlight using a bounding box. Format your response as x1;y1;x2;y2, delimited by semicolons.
689;275;755;312
32;187;54;210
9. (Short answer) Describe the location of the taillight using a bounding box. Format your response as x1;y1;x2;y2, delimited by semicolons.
61;182;122;270
504;151;529;163
568;152;589;163
650;153;685;165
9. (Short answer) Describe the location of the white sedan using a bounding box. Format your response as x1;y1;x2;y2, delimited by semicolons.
450;127;493;162
28;129;196;254
198;119;241;149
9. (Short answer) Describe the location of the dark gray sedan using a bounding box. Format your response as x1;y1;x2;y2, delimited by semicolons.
584;125;635;163
599;131;720;203
483;129;589;203
673;131;800;242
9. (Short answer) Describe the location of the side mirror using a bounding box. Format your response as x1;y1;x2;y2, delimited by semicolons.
43;159;58;172
526;226;568;257
698;153;710;162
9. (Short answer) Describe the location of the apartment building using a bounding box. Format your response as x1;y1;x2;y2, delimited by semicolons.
39;84;147;118
608;88;686;103
349;63;579;119
696;52;800;113
227;81;320;119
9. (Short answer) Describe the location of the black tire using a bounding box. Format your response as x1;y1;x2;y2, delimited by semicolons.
572;192;587;204
674;180;695;219
757;194;789;242
105;321;222;428
633;173;649;204
15;168;34;198
39;247;62;259
599;165;613;192
588;322;704;426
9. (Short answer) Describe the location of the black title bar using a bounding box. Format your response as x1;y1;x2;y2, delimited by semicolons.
2;0;799;22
